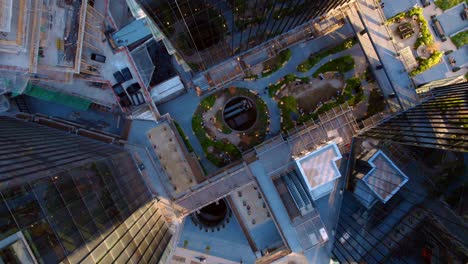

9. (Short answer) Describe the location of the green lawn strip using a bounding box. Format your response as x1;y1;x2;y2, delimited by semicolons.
410;51;444;76
434;0;467;10
192;113;241;167
451;30;468;48
312;55;355;78
262;49;292;77
174;121;194;153
297;37;357;72
200;94;216;110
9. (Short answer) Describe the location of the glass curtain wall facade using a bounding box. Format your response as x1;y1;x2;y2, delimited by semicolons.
332;138;467;263
137;0;352;72
359;82;468;152
0;116;172;263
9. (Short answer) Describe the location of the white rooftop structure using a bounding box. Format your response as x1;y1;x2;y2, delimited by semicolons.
0;0;12;32
295;143;342;200
362;150;409;203
150;76;185;104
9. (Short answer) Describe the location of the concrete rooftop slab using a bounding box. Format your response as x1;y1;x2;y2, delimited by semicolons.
295;143;342;192
363;150;409;202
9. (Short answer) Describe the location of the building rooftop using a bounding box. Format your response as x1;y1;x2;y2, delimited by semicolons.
362;150;409;203
295;143;342;197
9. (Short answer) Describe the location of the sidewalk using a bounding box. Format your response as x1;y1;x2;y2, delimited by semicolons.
353;0;419;110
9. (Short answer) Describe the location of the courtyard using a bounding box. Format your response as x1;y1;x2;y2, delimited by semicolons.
192;87;269;167
382;2;467;83
158;23;383;172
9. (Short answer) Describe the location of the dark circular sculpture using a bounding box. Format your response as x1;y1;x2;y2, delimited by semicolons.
223;96;258;131
193;200;228;228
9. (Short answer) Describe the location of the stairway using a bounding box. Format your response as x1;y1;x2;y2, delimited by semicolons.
13;95;31;113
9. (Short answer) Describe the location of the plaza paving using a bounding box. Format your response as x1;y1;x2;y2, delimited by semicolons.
178;214;256;263
437;2;468;36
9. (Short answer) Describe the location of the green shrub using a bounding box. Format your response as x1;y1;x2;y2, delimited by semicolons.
174;121;194;153
312;56;355;77
200;94;216;110
279;96;298;132
262;49;292;77
410;51;443;76
387;11;406;24
434;0;467;10
451;30;468;48
346;77;361;93
297;37;357;72
366;88;385;116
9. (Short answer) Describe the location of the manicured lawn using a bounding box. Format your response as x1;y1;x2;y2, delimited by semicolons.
297;37;357;72
312;56;355;77
451;30;468;48
200;94;216;110
434;0;467;10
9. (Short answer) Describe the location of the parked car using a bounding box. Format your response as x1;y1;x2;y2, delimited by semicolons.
113;71;125;84
126;83;141;94
90;53;106;63
388;93;397;99
121;67;133;81
112;84;126;97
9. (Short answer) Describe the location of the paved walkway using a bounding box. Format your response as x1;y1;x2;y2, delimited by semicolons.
351;0;419;110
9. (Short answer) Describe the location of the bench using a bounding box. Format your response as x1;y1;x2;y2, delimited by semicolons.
432;19;447;41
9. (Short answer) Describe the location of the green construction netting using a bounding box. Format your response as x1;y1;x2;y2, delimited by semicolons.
23;84;92;110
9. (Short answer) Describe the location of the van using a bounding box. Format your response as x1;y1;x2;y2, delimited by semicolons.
90;53;106;63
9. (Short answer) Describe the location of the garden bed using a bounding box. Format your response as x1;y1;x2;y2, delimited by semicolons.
192;88;269;167
451;30;468;48
312;55;355;77
277;75;364;132
434;0;467;10
297;37;357;72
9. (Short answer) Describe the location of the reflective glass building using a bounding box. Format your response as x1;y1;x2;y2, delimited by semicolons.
0;116;172;263
137;0;352;72
332;82;468;263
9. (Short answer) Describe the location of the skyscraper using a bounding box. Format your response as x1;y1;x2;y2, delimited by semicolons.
136;0;353;72
332;82;468;263
359;82;468;152
0;116;172;263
